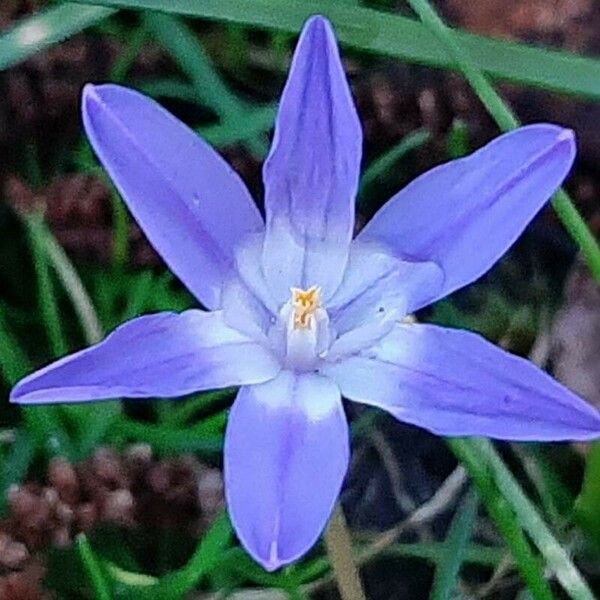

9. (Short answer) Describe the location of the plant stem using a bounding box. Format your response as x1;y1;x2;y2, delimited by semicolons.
324;505;366;600
406;0;600;285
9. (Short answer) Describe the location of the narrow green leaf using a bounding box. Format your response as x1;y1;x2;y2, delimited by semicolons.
404;0;600;287
112;416;224;454
163;388;234;426
105;563;157;587
110;189;130;269
73;403;122;460
0;430;36;514
0;301;74;459
358;128;430;202
119;271;155;321
199;104;277;147
0;305;31;385
136;79;199;103
72;0;600;101
143;12;268;156
110;25;149;83
430;489;478;600
449;440;553;600
25;216;118;458
219;548;302;589
512;444;573;531
298;539;505;592
77;534;114;600
446;119;470;159
575;442;600;549
381;541;504;568
0;3;116;70
143;12;243;120
34;220;104;344
112;512;233;599
25;213;69;357
452;438;595;600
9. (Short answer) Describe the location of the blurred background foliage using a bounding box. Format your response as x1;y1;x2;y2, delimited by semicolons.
1;0;600;598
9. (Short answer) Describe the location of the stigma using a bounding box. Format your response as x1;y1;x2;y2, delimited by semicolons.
291;286;322;329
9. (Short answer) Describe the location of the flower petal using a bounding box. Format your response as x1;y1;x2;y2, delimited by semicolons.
359;125;576;308
261;16;362;302
225;371;349;570
11;311;280;404
233;233;280;315
328;241;444;334
323;323;600;441
82;84;263;309
220;277;272;345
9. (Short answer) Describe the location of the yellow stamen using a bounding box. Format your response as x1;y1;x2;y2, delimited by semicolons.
291;285;322;329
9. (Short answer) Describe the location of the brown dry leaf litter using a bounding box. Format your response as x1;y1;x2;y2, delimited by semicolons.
0;446;223;599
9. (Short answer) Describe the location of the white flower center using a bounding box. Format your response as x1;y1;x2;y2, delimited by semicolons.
276;286;332;371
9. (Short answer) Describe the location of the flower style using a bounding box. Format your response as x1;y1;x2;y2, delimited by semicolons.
10;15;600;571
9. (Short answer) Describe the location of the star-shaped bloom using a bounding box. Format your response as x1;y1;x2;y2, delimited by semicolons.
11;15;600;571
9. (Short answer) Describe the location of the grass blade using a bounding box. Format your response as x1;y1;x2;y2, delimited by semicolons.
110;512;233;599
0;3;116;70
0;305;31;385
199;104;277;147
142;12;268;156
404;0;600;286
112;416;224;455
37;220;103;345
358;128;431;204
383;541;504;568
142;12;243;120
0;430;36;514
430;489;478;600
451;438;595;600
72;0;600;101
77;534;114;600
25;213;69;357
575;443;600;550
0;302;74;459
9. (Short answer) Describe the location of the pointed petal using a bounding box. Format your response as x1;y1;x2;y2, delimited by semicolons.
11;311;280;404
328;241;443;335
359;125;576;308
225;371;349;570
82;84;263;309
323;323;600;441
261;16;362;302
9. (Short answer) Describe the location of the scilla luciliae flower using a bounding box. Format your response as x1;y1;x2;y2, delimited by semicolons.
11;15;600;571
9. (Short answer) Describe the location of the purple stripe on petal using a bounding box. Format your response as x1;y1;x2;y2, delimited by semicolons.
82;84;263;309
261;16;362;302
359;124;576;309
11;311;280;404
225;371;349;570
323;323;600;441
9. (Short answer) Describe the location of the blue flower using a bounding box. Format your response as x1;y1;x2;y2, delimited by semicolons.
11;16;600;571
